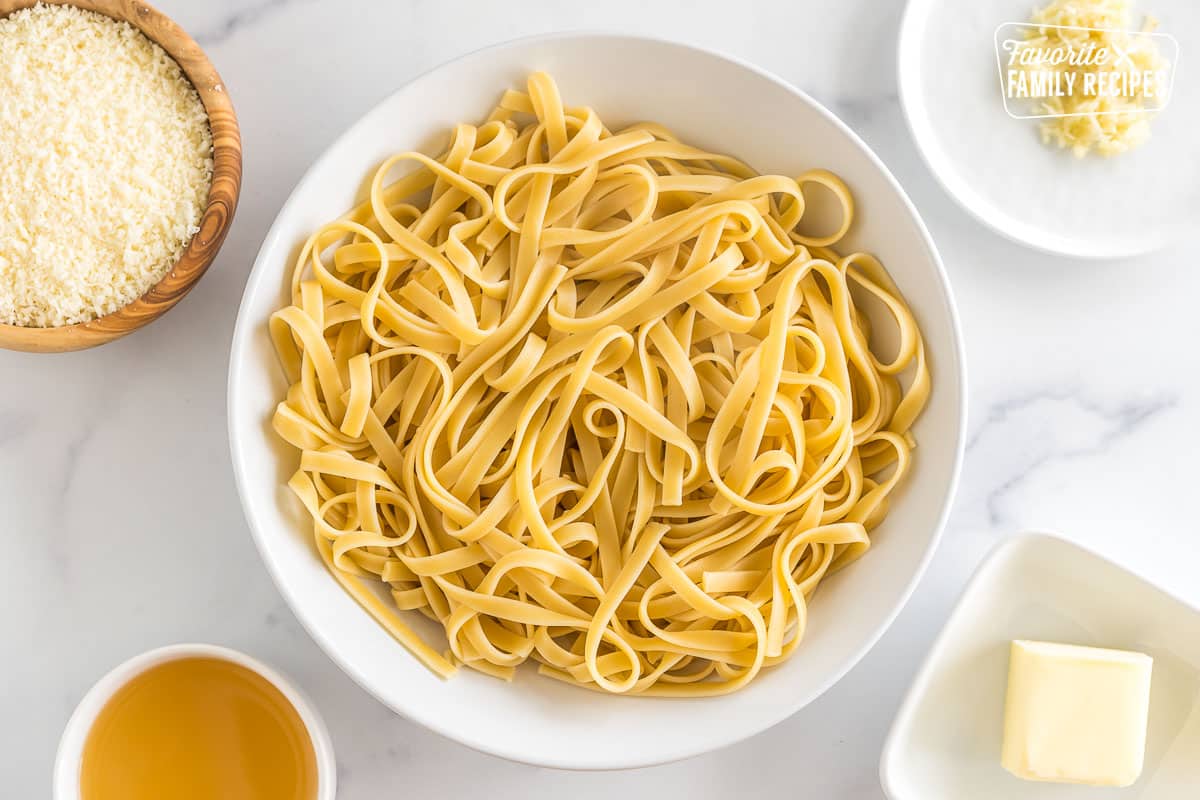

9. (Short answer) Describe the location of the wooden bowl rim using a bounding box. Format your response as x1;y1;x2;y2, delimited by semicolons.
0;0;242;353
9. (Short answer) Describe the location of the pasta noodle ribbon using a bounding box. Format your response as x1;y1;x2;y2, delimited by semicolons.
270;73;929;695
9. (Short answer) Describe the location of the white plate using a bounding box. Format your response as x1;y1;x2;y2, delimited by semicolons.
228;33;967;769
898;0;1200;258
882;533;1200;798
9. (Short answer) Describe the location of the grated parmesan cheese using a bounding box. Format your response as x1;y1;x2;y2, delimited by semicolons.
0;4;213;327
1021;0;1169;158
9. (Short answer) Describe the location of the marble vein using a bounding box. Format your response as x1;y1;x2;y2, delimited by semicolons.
56;420;97;504
192;0;312;47
968;389;1177;526
0;410;32;447
830;91;900;127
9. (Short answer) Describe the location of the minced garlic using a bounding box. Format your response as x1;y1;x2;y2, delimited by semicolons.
1019;0;1169;158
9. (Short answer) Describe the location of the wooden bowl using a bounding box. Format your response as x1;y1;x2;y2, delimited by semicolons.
0;0;241;353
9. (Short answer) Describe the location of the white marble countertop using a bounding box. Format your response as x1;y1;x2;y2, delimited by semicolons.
4;0;1198;796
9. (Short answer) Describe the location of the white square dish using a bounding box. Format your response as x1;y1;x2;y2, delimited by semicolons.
881;533;1200;799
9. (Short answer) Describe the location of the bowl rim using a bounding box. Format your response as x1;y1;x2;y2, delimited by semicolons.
52;642;337;800
227;30;969;770
895;0;1177;260
0;0;242;352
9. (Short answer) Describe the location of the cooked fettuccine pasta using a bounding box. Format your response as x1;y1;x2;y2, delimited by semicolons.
270;72;930;696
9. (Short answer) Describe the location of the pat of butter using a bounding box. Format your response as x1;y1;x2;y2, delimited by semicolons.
1001;640;1153;787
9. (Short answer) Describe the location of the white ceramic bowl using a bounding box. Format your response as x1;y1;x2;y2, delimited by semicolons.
898;0;1199;258
53;643;336;800
228;33;967;770
882;534;1200;798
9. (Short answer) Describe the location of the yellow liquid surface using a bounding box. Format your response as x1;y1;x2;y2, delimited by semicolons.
80;657;318;800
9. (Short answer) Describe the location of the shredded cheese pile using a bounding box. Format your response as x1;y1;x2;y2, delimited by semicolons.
0;4;213;328
1022;0;1169;158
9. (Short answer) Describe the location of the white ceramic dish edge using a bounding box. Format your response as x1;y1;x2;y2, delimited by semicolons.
52;643;336;800
878;531;1200;797
879;532;1028;798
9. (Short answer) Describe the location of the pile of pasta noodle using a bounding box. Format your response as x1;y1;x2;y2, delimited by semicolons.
270;73;929;696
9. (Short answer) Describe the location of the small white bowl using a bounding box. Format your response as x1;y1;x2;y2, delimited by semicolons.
228;31;966;770
881;533;1200;799
53;643;336;800
898;0;1198;258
